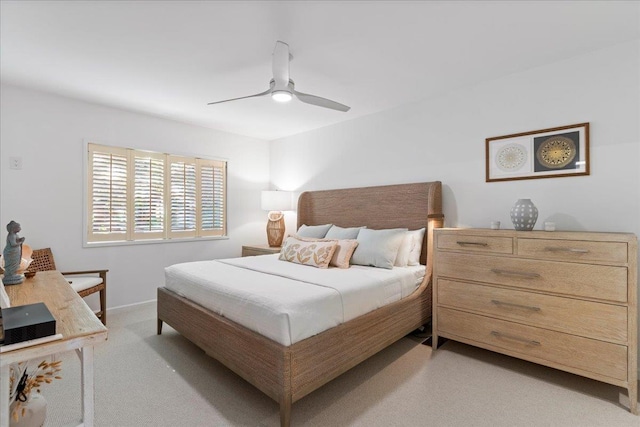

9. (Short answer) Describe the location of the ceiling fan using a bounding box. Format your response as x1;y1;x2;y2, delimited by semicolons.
207;41;350;112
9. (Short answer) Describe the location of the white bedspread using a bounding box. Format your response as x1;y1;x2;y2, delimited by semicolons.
164;254;426;346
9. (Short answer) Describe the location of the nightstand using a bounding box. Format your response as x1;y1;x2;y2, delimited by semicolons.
241;244;282;257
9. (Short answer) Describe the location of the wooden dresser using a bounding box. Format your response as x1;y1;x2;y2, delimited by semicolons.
432;228;638;414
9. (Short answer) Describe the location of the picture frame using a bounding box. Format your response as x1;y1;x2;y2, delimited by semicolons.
486;122;589;182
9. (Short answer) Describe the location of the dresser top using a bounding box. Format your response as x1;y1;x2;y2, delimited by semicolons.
436;228;636;243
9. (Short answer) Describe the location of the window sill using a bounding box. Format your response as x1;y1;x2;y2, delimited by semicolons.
83;235;229;248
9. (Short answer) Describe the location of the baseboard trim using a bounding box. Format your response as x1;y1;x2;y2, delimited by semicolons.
108;298;157;313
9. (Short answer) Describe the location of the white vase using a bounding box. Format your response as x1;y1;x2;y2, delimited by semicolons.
510;199;538;231
9;394;47;427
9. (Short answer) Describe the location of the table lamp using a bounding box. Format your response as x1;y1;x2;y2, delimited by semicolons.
261;190;293;247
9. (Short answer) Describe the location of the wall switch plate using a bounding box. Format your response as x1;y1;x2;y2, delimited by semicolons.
9;157;22;170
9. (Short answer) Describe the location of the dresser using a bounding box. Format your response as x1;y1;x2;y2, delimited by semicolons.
432;228;638;414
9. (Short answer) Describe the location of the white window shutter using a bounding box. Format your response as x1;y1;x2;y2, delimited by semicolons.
133;150;166;240
87;144;130;242
168;156;197;238
198;159;226;237
87;144;227;243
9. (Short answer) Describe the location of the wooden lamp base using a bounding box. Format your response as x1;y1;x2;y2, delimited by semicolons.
266;211;285;247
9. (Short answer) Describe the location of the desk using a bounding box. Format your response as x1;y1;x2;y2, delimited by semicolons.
0;271;108;427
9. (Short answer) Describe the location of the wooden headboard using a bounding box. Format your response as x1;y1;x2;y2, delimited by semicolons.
297;182;443;265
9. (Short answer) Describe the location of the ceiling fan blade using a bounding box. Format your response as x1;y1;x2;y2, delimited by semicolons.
207;88;272;106
293;90;350;112
272;41;290;89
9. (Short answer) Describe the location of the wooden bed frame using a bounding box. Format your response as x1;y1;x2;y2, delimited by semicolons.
157;181;443;426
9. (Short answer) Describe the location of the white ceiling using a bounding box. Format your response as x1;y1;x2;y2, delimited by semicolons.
1;1;638;141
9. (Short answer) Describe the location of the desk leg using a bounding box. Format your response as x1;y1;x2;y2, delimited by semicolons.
1;365;9;427
79;346;95;427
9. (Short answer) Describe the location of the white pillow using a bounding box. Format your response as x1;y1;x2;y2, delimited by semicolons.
325;225;365;240
407;228;426;266
394;228;426;267
394;232;412;267
296;224;332;238
351;228;408;269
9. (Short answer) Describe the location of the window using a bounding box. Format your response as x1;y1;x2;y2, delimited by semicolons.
87;143;226;243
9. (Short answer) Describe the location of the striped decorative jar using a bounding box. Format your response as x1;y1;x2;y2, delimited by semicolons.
510;198;538;231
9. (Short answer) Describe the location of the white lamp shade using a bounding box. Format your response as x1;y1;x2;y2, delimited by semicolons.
261;191;294;211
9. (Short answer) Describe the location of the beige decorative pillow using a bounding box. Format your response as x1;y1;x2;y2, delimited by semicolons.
279;236;337;268
330;239;359;269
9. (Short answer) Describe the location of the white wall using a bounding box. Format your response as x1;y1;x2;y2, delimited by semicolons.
271;41;640;365
272;40;639;234
0;84;270;308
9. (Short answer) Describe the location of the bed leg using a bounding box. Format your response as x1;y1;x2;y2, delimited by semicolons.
157;318;163;335
280;395;291;427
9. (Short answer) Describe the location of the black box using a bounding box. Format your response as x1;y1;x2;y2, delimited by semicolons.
1;302;56;344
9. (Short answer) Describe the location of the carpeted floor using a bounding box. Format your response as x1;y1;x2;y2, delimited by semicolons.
40;302;638;426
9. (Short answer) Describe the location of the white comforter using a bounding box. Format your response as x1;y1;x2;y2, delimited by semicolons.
164;254;425;346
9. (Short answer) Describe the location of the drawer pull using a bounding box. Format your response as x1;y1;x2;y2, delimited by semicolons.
490;331;541;346
544;247;589;254
456;241;488;246
491;300;541;312
490;269;540;279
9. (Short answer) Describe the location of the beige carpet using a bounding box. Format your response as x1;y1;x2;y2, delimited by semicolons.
39;302;638;426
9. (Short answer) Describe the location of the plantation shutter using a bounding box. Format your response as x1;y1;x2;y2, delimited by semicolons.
133;151;166;240
88;144;130;242
87;143;227;243
168;155;197;238
198;159;226;237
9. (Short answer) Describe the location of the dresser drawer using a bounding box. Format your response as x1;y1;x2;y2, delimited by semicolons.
437;307;628;381
436;252;628;302
518;238;628;263
437;279;627;343
437;234;513;254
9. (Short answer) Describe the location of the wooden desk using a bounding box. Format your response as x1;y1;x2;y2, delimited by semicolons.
0;271;108;427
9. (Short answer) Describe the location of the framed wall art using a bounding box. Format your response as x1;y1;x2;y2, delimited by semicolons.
486;122;589;182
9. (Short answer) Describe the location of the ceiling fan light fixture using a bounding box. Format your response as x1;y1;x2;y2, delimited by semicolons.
271;90;293;103
207;41;349;112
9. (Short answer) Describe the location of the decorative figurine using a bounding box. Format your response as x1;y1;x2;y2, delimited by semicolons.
3;220;26;285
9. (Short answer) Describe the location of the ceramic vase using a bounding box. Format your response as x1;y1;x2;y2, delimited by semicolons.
510;198;538;231
9;394;47;427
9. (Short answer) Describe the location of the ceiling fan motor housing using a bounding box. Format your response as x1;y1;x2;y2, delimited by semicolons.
270;79;295;102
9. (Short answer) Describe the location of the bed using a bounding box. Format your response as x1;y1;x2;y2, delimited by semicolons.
157;181;443;426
